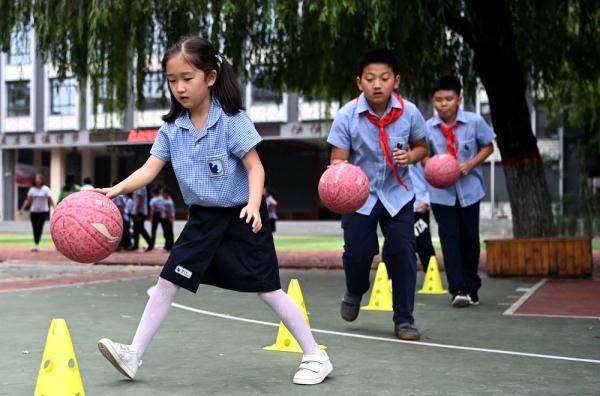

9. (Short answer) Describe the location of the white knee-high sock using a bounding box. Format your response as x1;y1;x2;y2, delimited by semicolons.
130;277;179;360
259;289;322;356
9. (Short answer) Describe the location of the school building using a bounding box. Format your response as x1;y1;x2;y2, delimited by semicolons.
0;28;585;227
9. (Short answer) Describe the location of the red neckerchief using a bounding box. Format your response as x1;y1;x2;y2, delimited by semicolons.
361;93;408;190
438;122;459;159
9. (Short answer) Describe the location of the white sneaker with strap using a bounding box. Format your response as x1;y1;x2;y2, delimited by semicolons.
98;338;142;379
293;350;333;385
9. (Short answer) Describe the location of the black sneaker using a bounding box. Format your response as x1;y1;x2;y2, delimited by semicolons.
340;292;361;322
468;292;480;305
451;292;470;308
394;323;421;341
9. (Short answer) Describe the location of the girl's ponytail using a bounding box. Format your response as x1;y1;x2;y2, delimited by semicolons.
212;55;243;116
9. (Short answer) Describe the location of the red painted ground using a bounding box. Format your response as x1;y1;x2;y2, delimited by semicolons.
0;269;160;292
514;279;600;317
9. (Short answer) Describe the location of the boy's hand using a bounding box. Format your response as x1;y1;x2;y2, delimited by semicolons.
393;147;410;168
240;204;262;233
459;160;475;175
91;187;121;199
329;159;348;167
416;202;429;213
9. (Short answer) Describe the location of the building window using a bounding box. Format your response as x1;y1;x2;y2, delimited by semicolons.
251;85;283;104
142;72;167;110
50;78;77;115
7;28;31;65
94;79;116;114
6;81;30;117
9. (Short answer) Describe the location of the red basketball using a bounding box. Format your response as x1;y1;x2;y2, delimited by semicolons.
318;163;370;214
50;191;123;263
424;154;461;188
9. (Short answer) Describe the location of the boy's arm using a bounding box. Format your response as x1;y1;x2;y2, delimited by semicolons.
394;138;428;167
459;143;494;175
330;147;350;165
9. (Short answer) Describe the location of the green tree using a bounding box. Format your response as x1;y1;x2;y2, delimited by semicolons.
1;0;597;237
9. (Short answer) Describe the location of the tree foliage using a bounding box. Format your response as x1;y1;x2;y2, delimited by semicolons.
1;0;598;236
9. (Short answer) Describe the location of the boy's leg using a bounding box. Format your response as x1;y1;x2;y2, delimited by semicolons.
458;202;482;299
162;218;174;250
414;211;436;271
149;217;159;249
341;203;381;304
431;203;468;296
380;201;417;326
121;218;131;249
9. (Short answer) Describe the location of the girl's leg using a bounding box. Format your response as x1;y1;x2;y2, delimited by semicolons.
258;289;322;356
130;277;179;359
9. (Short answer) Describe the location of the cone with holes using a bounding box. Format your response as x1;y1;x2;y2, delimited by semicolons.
418;256;448;294
34;318;85;396
263;279;326;353
361;262;393;311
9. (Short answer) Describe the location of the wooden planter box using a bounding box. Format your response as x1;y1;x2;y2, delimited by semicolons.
485;237;593;277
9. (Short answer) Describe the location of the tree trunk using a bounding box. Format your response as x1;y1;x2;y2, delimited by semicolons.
459;1;557;237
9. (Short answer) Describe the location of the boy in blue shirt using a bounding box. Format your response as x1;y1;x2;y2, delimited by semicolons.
327;48;428;341
425;75;495;307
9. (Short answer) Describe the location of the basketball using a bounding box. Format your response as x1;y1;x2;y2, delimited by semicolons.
318;163;370;214
424;154;461;188
50;191;123;263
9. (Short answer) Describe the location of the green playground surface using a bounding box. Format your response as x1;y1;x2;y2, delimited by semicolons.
1;268;599;395
2;232;464;251
3;232;600;251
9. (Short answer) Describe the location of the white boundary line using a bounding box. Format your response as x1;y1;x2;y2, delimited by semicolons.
510;313;600;320
162;291;600;365
503;279;547;316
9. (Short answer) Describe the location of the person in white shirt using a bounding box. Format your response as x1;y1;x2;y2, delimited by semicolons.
80;177;95;191
19;173;55;251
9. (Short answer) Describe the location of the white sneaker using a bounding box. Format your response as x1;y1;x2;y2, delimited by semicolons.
293;351;333;385
451;293;470;308
97;338;141;379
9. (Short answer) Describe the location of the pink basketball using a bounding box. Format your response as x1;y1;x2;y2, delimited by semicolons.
424;154;461;188
50;191;123;263
318;163;370;214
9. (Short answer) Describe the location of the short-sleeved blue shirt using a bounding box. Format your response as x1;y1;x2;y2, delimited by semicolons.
150;99;262;207
409;163;430;211
327;93;428;217
132;187;149;216
426;109;496;207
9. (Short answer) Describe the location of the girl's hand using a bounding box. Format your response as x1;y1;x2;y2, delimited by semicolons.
240;204;262;233
91;187;121;199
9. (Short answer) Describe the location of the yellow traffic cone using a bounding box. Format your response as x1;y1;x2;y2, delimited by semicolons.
263;279;326;353
361;262;393;311
418;256;448;294
34;318;85;396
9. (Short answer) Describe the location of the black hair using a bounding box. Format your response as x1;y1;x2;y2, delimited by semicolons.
112;179;120;186
161;36;244;121
64;173;76;189
32;173;44;187
431;75;462;96
83;177;92;185
357;48;400;77
151;187;160;195
161;187;171;195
